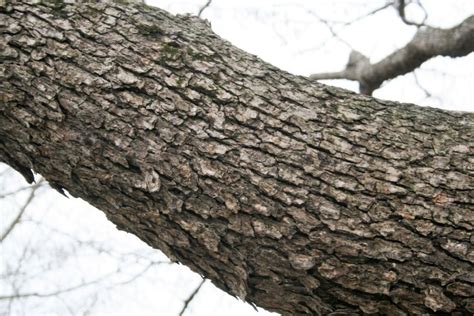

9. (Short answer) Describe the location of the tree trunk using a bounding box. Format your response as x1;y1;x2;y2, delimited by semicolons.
1;2;473;315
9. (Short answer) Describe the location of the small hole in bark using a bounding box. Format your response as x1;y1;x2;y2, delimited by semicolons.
125;155;142;174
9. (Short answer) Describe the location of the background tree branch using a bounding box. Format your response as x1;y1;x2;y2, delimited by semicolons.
0;179;43;242
197;0;212;18
396;0;427;27
309;14;474;95
179;279;205;316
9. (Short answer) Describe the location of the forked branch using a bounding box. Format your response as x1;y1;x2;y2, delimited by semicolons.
310;15;474;95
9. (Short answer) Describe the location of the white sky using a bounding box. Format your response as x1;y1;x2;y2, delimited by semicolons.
157;0;473;111
1;1;473;316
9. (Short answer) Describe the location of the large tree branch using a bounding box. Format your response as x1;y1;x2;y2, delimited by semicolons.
309;15;474;95
1;1;473;315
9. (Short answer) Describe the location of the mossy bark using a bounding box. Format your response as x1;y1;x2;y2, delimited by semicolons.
1;1;473;315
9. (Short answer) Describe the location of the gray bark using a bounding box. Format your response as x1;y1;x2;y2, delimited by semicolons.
1;1;473;315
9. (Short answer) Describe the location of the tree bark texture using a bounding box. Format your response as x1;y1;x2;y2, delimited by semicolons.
1;2;473;315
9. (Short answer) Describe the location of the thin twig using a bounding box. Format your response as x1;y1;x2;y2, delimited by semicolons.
110;261;171;287
0;182;46;199
305;9;352;49
342;1;394;26
0;179;44;243
296;2;392;55
412;71;432;98
0;269;120;301
396;0;427;27
178;279;205;316
197;0;212;18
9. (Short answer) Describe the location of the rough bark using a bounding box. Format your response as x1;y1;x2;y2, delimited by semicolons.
1;1;473;315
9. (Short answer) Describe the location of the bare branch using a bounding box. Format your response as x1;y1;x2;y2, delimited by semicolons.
296;2;393;55
412;71;432;98
178;279;205;316
109;260;171;287
0;271;115;301
0;179;44;242
304;9;352;49
197;0;212;18
0;182;46;198
343;2;394;26
309;15;474;95
395;0;427;27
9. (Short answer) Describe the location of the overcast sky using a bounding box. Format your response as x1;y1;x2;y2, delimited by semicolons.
156;0;473;111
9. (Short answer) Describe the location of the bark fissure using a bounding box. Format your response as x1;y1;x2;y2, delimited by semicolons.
1;1;473;315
